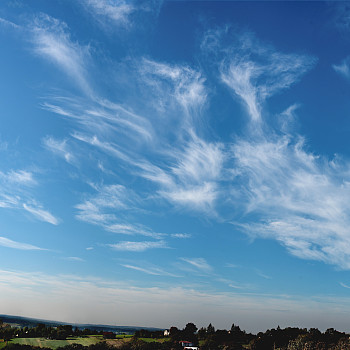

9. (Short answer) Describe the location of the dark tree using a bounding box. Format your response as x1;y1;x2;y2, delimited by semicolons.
184;323;197;335
207;323;215;335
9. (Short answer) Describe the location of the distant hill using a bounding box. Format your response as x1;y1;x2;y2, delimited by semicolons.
0;314;162;334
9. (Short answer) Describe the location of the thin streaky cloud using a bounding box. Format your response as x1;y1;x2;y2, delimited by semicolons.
204;29;316;123
44;97;153;143
0;170;36;186
340;282;350;289
64;257;85;262
122;264;162;275
43;136;76;164
171;233;191;239
231;131;350;269
30;14;92;96
333;57;350;80
23;203;59;225
139;58;207;122
121;264;181;277
256;270;272;280
180;257;213;273
0;236;45;251
109;240;168;252
0;17;20;29
83;0;135;28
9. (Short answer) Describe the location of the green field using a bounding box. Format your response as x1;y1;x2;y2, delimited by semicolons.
115;335;133;339
9;336;103;349
138;338;169;343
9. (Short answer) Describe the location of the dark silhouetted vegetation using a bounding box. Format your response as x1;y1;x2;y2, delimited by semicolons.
1;318;350;350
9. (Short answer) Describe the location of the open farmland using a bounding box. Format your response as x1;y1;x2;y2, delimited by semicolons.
9;336;104;349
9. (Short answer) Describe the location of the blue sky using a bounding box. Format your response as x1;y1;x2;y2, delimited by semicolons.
1;0;350;333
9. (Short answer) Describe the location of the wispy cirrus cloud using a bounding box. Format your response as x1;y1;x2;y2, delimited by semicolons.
0;168;58;225
230;122;350;269
63;256;85;262
76;184;136;227
332;2;350;33
0;236;45;251
139;58;207;123
203;29;316;122
333;56;350;80
0;17;20;30
180;257;213;273
33;18;350;271
30;14;92;96
160;134;224;211
23;203;59;225
0;169;36;186
121;263;180;277
199;28;350;269
109;240;168;252
340;282;350;289
43;136;76;164
82;0;135;28
135;134;225;212
42;97;153;143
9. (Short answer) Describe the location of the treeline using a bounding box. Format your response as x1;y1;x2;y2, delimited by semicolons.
2;318;350;350
0;322;97;341
130;323;350;350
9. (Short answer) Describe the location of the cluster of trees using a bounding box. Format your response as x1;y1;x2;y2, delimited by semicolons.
112;323;350;350
0;321;98;341
249;326;350;350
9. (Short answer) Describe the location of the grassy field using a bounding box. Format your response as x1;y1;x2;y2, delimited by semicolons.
138;338;169;343
115;335;133;339
9;335;103;349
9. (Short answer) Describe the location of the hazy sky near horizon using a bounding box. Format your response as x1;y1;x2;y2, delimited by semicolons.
1;0;350;333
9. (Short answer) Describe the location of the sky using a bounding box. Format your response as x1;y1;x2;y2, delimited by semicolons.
1;0;350;334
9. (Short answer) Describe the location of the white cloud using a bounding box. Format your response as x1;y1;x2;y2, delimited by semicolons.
204;30;316;122
171;134;224;184
180;257;213;273
163;182;218;211
0;17;20;29
43;97;153;143
333;57;350;80
75;184;141;230
171;233;191;239
137;134;225;212
0;236;45;251
332;2;350;32
121;264;180;277
0;169;36;186
230;131;350;269
109;240;167;252
75;183;168;239
83;0;135;28
23;203;59;225
64;257;85;262
139;58;207;122
0;194;19;208
9;170;36;185
0;168;58;225
340;282;350;289
43;136;75;164
30;14;92;95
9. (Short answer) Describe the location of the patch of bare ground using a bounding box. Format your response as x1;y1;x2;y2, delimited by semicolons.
105;338;132;348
